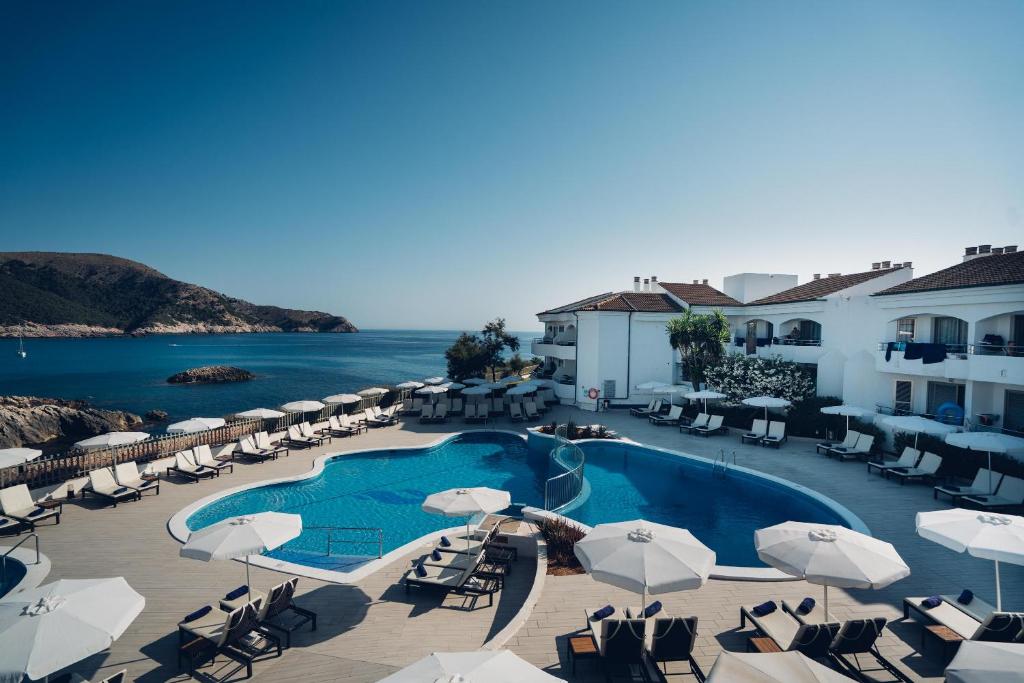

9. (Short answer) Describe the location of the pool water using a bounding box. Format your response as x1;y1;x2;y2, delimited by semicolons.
186;432;854;568
0;557;27;598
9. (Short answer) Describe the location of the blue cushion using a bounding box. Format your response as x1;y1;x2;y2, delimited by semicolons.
921;596;941;609
958;589;974;605
414;562;427;577
797;597;816;615
642;601;662;618
752;601;777;617
182;605;212;623
592;605;615;620
113;486;130;495
224;585;248;601
431;549;442;561
28;508;46;517
439;536;451;547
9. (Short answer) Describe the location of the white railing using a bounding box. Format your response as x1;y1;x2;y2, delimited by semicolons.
543;425;585;511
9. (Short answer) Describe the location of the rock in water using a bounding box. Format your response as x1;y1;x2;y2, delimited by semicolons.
167;365;255;385
145;409;168;421
0;396;143;448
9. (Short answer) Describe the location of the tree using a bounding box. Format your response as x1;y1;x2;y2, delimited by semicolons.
666;309;730;388
480;318;520;379
444;332;488;381
507;353;527;375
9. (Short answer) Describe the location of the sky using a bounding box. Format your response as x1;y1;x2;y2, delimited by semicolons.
1;1;1022;332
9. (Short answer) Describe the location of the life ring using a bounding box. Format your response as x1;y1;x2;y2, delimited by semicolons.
935;402;964;425
587;387;600;400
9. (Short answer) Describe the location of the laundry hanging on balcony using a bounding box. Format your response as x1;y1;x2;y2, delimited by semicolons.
902;342;948;364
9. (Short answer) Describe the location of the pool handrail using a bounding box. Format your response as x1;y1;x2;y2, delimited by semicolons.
1;532;39;581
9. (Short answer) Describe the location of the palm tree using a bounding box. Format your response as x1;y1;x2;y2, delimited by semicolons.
666;309;730;387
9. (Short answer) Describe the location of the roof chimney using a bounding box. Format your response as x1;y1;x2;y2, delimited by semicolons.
871;262;880;270
827;273;841;278
1005;245;1018;253
643;278;650;292
692;279;698;285
992;247;1004;255
650;275;660;293
701;278;708;285
633;276;641;293
881;260;891;269
979;244;992;254
813;273;821;280
903;261;912;268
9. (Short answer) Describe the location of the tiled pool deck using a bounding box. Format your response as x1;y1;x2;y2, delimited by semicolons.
9;406;1022;681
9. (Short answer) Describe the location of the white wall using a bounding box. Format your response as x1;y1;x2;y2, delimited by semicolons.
722;273;799;304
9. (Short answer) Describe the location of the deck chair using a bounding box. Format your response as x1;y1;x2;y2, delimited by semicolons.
433;402;449;423
889;452;942;485
399;398;414;415
299;422;329;445
740;604;839;659
402;563;500;607
114;461;160;496
463;403;478;423
452;397;463;414
282;426;316;449
742;419;768;444
168;450;218;482
679;413;709;434
85;468;140;507
631;399;658;417
817;430;859;455
962;475;1024;511
221;578;317;648
761;421;787;447
235;435;277;461
828;618;911;682
534;394;549;412
694;415;725;437
255;431;290;457
835;434;873;461
867;447;920;477
627;609;703;679
935;468;1004;502
600;618;647;678
411;397;424;414
326;415;357;437
0;515;24;535
338;414;366;434
907;597;1024;642
508;403;524;422
782;598;839;626
193;444;234;474
491;397;503;415
524;401;540;420
0;484;61;529
178;599;280;679
650;405;684;426
418;404;434;423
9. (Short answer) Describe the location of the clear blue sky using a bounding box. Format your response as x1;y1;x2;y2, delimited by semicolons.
2;1;1022;331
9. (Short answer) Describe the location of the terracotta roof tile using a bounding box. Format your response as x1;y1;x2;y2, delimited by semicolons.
747;269;896;305
540;292;682;314
658;282;741;306
874;251;1024;296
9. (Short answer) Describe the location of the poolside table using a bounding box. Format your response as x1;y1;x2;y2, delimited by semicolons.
568;635;599;674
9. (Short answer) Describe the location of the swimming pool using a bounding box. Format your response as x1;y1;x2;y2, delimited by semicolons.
0;556;27;598
183;431;863;570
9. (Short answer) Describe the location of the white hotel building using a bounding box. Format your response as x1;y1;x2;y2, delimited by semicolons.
534;245;1024;436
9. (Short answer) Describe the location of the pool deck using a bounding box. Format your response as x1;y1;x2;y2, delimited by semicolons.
13;407;1023;682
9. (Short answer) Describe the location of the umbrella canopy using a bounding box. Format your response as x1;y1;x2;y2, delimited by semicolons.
882;415;959;448
378;650;565;683
0;577;145;682
574;519;715;612
742;396;792;422
685;390;727;413
507;381;540;396
422;487;511;551
0;448;42;469
635;381;671;391
755;522;909;619
820;405;874;433
415;385;449;395
945;432;1024;494
945;641;1024;683
181;512;302;601
74;431;150;450
357;387;388;397
706;650;851;683
422;376;445;385
462;377;488;385
531;378;557;388
462;385;495;396
281;400;326;413
395;381;425;390
498;375;523;385
166;417;226;434
235;408;286;419
916;508;1024;611
444;382;466;391
323;394;362;405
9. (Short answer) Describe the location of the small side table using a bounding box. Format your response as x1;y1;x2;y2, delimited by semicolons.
747;636;782;653
568;635;599;674
923;625;963;662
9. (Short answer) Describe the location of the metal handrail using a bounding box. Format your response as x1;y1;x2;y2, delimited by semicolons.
305;525;383;559
711;449;736;474
544;426;585;511
1;533;39;581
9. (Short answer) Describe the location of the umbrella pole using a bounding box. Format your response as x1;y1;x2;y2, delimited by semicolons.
988;451;994;494
246;555;251;602
995;560;1002;612
467;520;472;551
824;584;829;622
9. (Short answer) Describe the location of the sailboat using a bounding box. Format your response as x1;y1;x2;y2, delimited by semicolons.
17;324;27;358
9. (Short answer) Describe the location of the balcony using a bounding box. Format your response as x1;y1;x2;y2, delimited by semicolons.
531;338;577;361
732;338;825;364
875;342;1024;384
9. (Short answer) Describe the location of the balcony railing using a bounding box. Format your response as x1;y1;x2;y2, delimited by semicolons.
877;341;969;355
733;337;822;347
968;343;1024;357
533;337;576;347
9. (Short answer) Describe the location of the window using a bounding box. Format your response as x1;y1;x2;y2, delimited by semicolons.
932;317;968;350
1013;316;1024;356
926;381;964;421
894;381;912;415
896;318;915;340
1005;391;1024;435
798;320;822;343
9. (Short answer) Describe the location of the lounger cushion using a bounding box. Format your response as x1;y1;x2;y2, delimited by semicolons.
183;605;212;623
592;605;615;620
414;562;427;577
225;585;249;601
643;601;663;618
797;597;815;615
27;507;48;518
922;596;941;608
431;549;443;561
958;589;974;605
439;536;451;547
752;601;777;617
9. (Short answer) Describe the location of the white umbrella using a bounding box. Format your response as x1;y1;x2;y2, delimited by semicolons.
74;432;150;450
881;415;959;448
323;394;362;405
945;641;1024;683
531;378;557;388
422;377;445;385
378;650;565;683
180;512;302;602
166;417;226;434
235;408;286;419
422;487;511;551
396;381;425;390
685;390;726;413
462;385;494;396
635;381;670;391
742;396;791;423
0;448;43;469
916;508;1024;611
463;377;488;385
281;400;326;413
357;387;388;397
706;650;851;683
0;577;145;682
820;405;874;434
755;522;909;619
945;432;1024;496
444;382;466;391
507;381;540;396
574;519;715;614
498;375;523;385
415;385;449;395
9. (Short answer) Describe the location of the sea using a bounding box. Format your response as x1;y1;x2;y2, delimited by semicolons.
0;330;539;423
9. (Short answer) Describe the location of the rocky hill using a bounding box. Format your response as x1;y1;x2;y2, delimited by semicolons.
0;395;143;448
0;252;357;337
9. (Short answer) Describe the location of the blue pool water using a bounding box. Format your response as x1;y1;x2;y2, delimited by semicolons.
186;432;856;568
0;557;27;598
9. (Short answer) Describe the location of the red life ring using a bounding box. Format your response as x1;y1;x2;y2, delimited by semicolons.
587;387;600;400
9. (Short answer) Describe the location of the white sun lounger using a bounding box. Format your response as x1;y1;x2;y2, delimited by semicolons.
742;419;768;444
114;461;160;495
694;415;725;437
934;467;1003;502
834;433;872;461
85;468;141;507
867;447;920;476
0;484;61;529
761;421;787;447
889;452;942;485
193;444;234;474
961;475;1024;511
169;450;218;482
817;430;859;455
679;413;709;434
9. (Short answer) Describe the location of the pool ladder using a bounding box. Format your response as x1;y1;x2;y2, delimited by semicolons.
307;526;383;559
1;533;39;581
712;450;736;476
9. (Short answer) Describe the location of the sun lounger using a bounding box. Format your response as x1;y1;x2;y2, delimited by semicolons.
236;435;279;461
85;468;141;507
782;598;840;626
433;403;448;423
961;475;1024;511
418;404;434;423
534;394;549;412
398;398;413;415
434;533;487;555
299;422;329;445
255;431;290;457
826;433;873;460
168;450;218;482
622;606;703;679
114;461;160;496
889;452;942;485
817;430;859;455
740;603;839;658
0;484;61;529
761;421;787;447
631;399;661;417
694;415;725;437
283;426;317;449
338;414;366;435
402;562;501;606
451;397;463;414
904;596;1024;642
650;405;684;426
867;447;920;477
583;610;647;675
523;401;540;420
177;598;281;679
193;444;234;475
508;402;524;422
679;413;709;434
364;407;397;427
410;397;424;414
325;415;357;438
463;403;478;422
0;515;25;535
219;577;316;648
742;419;768;444
827;617;911;682
935;468;1003;502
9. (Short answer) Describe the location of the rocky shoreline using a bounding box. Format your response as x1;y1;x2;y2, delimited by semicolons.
0;395;143;449
167;365;255;384
0;323;356;338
